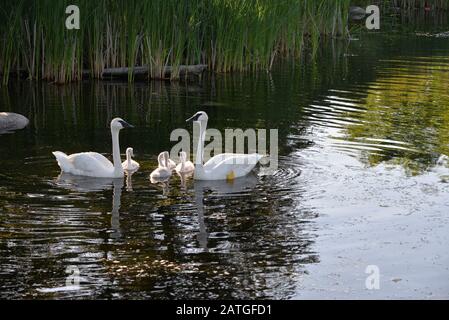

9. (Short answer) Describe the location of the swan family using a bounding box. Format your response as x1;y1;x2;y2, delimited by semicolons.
52;112;264;183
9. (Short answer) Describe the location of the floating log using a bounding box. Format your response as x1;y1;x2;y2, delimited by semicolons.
100;64;208;79
1;65;208;81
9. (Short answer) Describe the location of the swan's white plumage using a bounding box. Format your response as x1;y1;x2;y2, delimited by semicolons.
196;153;263;180
186;111;264;180
150;167;171;180
123;159;140;171
175;151;195;173
167;159;176;170
122;147;140;171
53;151;115;178
150;151;172;180
158;151;176;170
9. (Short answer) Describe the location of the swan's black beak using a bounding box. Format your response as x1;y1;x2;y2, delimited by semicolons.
186;113;200;122
119;120;134;128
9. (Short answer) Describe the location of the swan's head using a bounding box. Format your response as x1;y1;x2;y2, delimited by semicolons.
157;151;170;167
186;111;208;123
126;147;134;158
111;118;134;130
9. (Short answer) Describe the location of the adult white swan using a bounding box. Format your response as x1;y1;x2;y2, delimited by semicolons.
52;118;133;178
186;111;264;180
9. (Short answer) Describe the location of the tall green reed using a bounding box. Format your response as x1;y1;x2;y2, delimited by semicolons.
0;0;352;84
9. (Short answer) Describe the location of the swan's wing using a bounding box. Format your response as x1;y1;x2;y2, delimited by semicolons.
204;153;262;169
82;152;113;168
68;152;114;175
203;153;238;167
202;153;263;179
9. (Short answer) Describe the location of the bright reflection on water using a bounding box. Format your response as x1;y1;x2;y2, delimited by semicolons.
1;35;449;299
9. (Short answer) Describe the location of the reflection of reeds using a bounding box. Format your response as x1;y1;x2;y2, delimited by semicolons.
0;79;201;133
0;0;351;84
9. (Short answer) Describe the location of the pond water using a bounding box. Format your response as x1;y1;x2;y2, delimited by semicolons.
1;35;449;299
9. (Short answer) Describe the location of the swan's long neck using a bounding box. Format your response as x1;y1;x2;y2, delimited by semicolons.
164;152;170;168
180;154;186;171
111;128;123;176
195;120;207;166
127;151;132;166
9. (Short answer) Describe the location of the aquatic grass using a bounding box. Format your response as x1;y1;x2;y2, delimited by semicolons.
0;0;355;84
353;0;449;10
394;0;449;10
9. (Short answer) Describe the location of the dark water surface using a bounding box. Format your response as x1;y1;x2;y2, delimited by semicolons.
1;35;449;299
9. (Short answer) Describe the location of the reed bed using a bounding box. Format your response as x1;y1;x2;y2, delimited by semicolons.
392;0;449;10
353;0;449;10
0;0;352;84
2;0;445;85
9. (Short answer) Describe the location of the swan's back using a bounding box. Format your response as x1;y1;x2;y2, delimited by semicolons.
150;167;171;179
176;160;195;173
198;153;263;180
53;151;114;177
204;153;263;168
122;159;140;171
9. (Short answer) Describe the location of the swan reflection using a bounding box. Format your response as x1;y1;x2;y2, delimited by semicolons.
150;175;171;195
193;173;260;251
54;173;124;239
177;171;194;190
125;170;135;191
